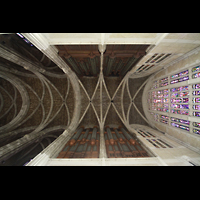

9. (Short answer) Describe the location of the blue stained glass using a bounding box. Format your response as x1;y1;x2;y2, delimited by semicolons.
179;104;189;109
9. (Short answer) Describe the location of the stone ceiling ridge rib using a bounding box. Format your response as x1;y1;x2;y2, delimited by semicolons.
1;33;200;165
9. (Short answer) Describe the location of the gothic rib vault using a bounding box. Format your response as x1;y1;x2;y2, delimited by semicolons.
0;34;150;165
1;33;200;165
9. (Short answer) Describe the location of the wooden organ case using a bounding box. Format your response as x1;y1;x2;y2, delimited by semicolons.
57;126;149;159
57;127;100;158
104;126;149;158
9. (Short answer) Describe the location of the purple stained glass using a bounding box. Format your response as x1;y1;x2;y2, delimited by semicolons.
171;74;179;79
192;72;200;79
164;93;168;98
179;92;189;97
171;122;179;128
179;104;189;109
180;70;188;76
193;129;200;135
158;94;164;98
171;93;179;97
193;111;200;117
171;104;179;108
193;105;200;110
179;125;190;131
181;110;189;115
163;98;168;103
171;117;190;125
160;119;168;124
193;90;200;96
163;108;169;112
179;76;189;82
179;119;190;125
170;86;188;92
171;79;179;84
164;89;168;93
170;70;188;79
171;88;177;92
193;122;200;128
161;115;169;119
192;65;200;73
171;122;189;131
193;84;200;89
164;104;168;108
193;97;200;103
160;82;168;87
171;98;189;103
160;77;168;82
180;86;189;91
171;109;189;115
183;98;189;103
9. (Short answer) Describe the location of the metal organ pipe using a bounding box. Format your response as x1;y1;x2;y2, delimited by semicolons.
91;127;97;145
82;128;89;142
106;127;114;145
120;127;135;145
69;127;84;146
114;128;123;142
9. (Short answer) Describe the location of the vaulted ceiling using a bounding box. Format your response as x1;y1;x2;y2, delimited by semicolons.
1;33;200;165
56;44;149;77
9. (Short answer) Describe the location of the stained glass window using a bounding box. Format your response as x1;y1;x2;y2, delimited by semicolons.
16;33;33;46
193;84;200;89
171;122;190;131
193;90;200;96
171;117;190;125
170;70;189;84
193;129;200;135
193;97;200;103
149;66;200;136
171;98;189;103
159;114;169;124
170;76;189;84
149;89;169;112
171;91;189;97
171;109;189;115
193;111;200;117
193;105;200;110
171;104;189;109
192;72;200;79
160;77;168;82
193;122;200;128
160;82;168;87
171;85;188;92
192;65;200;73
